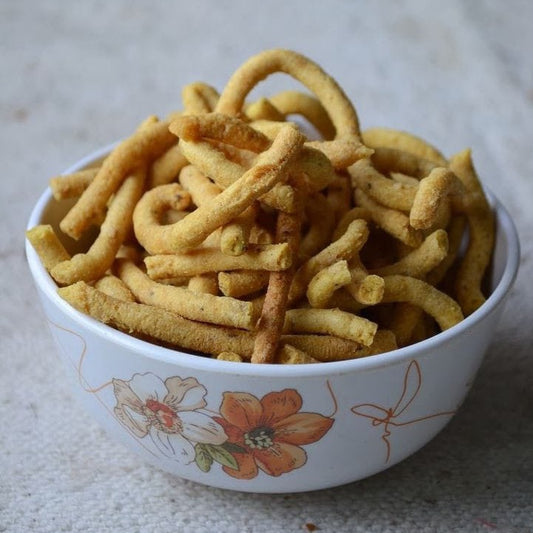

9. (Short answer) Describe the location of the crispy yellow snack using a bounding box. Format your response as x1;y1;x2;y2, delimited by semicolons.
252;208;302;364
50;168;98;200
371;229;449;278
449;149;495;315
51;166;146;284
306;260;352;308
59;281;256;356
284;308;377;346
145;243;292;279
218;270;270;298
182;82;219;114
116;259;258;330
132;183;192;254
245;97;285;122
381;275;464;331
277;344;319;364
26;224;71;271
354;188;423;247
60;119;175;240
166;124;304;250
94;274;136;302
269;90;336;140
362;127;447;166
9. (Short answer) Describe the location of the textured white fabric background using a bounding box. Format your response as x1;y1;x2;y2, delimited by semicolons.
1;1;532;532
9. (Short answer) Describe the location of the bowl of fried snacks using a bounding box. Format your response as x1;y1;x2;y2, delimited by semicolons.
26;49;519;493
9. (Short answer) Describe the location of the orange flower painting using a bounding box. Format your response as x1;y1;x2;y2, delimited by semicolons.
212;389;334;479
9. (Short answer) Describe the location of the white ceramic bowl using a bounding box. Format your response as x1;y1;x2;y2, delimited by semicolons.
26;146;519;493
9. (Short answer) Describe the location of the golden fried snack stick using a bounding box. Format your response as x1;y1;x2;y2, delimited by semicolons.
354;188;423;248
50;168;98;201
60;120;175;240
306;260;352;308
132;183;192;255
51;166;146;284
362;128;447;166
26;225;71;271
94;274;136;302
216;351;244;362
289;218;369;304
426;215;467;286
178;164;221;203
449;149;495;315
283;308;377;346
370;147;437;179
116;259;258;330
332;207;371;241
282;329;397;362
299;192;336;261
305;138;372;170
145;243;292;279
345;256;385;306
171;113;270;153
219;204;257;256
269;90;336;140
381;275;464;331
326;173;352;224
252;207;302;364
59;281;256;356
349;158;417;212
276;344;319;364
409;167;465;230
371;229;449;278
245;97;285;122
216;48;360;137
175;113;336;193
389;304;425;347
178;139;297;213
218;270;269;298
182;82;220;114
187;274;219;295
147;144;189;189
166;124;305;250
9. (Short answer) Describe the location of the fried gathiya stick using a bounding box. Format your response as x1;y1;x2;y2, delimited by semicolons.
252;207;302;363
116;259;258;330
362;128;447;166
289;218;369;304
282;329;397;361
147;144;189;189
349;158;417;212
26;224;71;271
182;82;219;114
381;275;464;331
449;149;495;315
51;166;146;284
354;188;423;248
132;183;192;255
284;308;377;346
50;168;98;200
94;274;136;302
306;260;352;308
145;243;292;279
60;119;175;239
166;124;305;250
269;90;336;140
371;229;449;279
59;281;256;356
218;270;270;298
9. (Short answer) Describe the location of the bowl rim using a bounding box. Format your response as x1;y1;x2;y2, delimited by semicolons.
25;144;521;378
